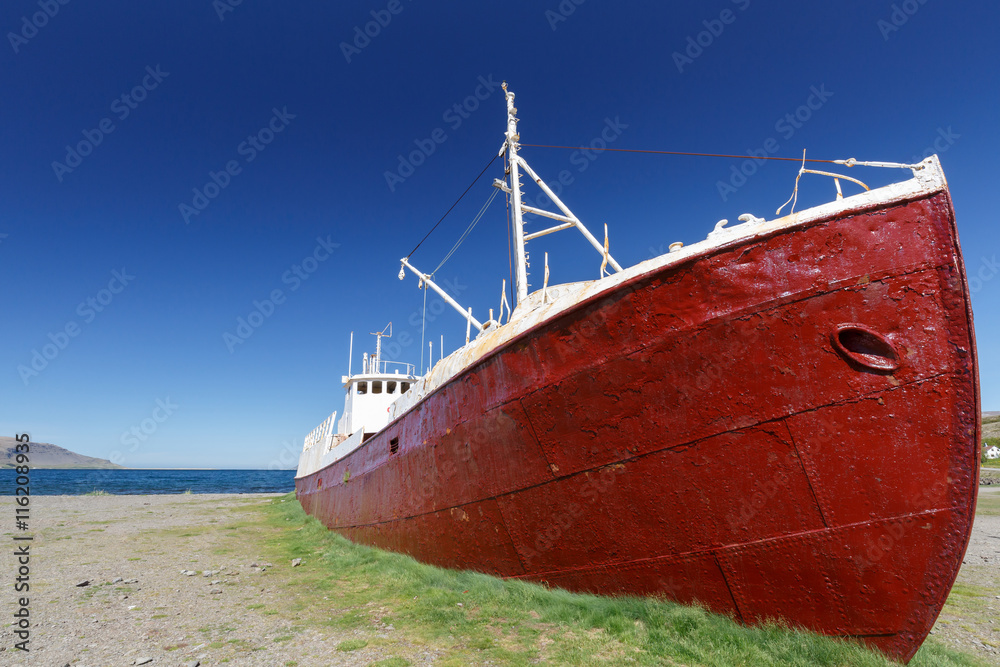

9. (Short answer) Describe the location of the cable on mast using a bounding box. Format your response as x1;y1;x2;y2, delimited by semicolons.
404;153;500;260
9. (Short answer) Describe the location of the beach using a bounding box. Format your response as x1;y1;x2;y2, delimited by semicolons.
1;490;996;666
0;494;401;666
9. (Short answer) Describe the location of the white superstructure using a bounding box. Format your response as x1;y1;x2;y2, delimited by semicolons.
297;325;416;478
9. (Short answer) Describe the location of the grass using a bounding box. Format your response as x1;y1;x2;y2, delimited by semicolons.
974;488;1000;516
251;493;983;667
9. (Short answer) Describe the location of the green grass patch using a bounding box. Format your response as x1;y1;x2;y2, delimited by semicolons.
245;493;982;667
336;639;368;652
941;582;994;618
974;489;1000;516
370;658;412;667
982;415;1000;426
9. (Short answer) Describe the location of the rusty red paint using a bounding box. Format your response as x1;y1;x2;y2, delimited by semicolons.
297;189;979;663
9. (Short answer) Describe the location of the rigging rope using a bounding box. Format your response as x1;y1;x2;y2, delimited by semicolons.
431;188;500;276
405;153;500;260
519;144;845;165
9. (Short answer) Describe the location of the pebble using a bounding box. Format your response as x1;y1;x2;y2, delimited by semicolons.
181;570;198;576
210;580;221;585
184;662;201;667
135;657;153;664
291;558;302;567
76;580;91;587
112;577;124;584
210;589;223;595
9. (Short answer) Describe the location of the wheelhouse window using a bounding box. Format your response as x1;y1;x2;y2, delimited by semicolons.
387;381;397;394
372;381;383;394
401;382;411;393
356;381;367;395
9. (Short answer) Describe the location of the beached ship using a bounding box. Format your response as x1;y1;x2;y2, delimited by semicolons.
296;85;980;662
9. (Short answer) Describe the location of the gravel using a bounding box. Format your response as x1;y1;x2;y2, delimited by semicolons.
0;494;415;666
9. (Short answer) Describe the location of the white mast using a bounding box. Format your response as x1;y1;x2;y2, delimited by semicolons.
500;83;622;309
503;82;530;304
369;323;391;374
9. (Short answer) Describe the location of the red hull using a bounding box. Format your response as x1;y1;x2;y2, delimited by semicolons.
297;189;979;662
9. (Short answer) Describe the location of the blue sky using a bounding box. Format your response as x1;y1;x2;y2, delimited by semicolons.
2;1;997;468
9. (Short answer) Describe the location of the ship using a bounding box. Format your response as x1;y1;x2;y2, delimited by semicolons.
296;84;980;662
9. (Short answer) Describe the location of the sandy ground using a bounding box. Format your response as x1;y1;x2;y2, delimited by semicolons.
0;491;996;666
929;486;1000;663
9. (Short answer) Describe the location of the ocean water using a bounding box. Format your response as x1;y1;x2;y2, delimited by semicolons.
0;468;296;495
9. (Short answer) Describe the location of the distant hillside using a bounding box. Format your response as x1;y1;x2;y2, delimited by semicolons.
0;437;122;469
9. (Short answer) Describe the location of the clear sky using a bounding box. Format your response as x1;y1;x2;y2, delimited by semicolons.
2;1;997;468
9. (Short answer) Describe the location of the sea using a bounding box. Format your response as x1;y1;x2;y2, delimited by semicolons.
0;468;296;495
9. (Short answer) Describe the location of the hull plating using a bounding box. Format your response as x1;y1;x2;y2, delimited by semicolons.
297;190;979;662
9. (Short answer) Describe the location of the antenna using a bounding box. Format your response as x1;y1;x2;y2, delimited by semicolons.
369;322;392;373
348;331;354;377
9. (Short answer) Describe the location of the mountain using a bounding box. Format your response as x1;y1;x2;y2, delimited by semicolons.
0;437;123;469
